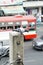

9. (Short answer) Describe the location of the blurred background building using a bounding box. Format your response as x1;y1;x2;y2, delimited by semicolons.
0;0;43;23
23;0;43;23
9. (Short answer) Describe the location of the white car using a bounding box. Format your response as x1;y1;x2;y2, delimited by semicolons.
0;31;10;57
0;40;9;56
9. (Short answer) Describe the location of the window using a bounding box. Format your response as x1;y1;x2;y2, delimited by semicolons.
15;25;20;29
22;25;26;28
29;22;35;30
8;22;13;25
7;26;13;29
22;21;28;28
2;23;4;25
15;22;21;29
29;22;35;27
0;27;6;30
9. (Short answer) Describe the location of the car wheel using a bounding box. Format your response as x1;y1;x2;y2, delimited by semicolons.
41;45;43;51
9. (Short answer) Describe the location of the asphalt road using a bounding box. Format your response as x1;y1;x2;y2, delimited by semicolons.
24;25;43;65
24;40;43;65
0;25;43;65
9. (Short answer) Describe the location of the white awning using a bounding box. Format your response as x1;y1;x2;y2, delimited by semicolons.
1;6;27;15
23;1;43;7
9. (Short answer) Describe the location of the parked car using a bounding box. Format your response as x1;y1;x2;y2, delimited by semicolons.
0;40;9;57
32;36;43;50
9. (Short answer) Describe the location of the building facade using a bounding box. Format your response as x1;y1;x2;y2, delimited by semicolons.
0;0;43;23
23;0;43;23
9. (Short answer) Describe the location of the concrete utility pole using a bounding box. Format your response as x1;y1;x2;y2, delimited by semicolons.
9;31;24;65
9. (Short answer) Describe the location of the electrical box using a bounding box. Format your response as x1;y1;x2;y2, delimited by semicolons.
9;31;24;65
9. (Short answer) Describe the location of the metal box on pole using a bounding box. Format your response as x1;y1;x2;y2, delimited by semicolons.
9;31;24;65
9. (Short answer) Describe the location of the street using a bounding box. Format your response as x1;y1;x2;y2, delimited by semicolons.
0;25;43;65
24;40;43;65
